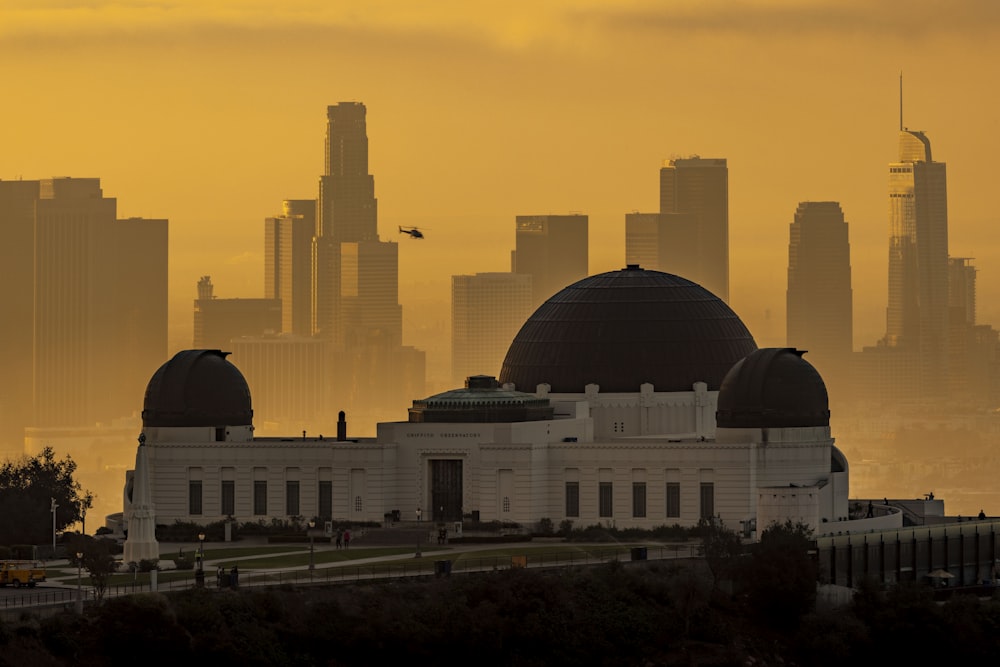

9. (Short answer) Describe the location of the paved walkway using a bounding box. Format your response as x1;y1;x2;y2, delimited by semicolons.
41;537;699;590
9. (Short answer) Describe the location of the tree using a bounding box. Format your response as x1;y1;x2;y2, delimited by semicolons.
67;534;119;602
0;446;91;546
741;519;818;629
697;517;742;588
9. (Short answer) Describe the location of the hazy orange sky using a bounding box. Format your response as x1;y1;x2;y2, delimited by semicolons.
3;0;999;362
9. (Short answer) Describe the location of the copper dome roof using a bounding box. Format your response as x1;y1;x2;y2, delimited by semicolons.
499;266;757;393
141;350;253;428
408;375;554;423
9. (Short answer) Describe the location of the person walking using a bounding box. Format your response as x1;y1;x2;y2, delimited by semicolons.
336;528;343;549
344;528;351;549
230;564;239;588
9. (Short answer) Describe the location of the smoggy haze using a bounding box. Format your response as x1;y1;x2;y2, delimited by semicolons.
3;0;998;368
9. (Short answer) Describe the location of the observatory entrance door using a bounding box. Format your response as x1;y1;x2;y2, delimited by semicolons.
430;460;463;522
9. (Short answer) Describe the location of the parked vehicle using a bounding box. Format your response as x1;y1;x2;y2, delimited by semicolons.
0;560;46;588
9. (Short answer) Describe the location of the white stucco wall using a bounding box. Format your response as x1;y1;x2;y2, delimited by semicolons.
125;387;849;539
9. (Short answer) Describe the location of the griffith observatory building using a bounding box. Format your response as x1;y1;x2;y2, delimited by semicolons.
122;266;877;560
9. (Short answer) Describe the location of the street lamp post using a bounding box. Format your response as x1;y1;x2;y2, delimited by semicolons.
308;521;316;575
50;497;59;559
75;551;83;614
196;532;206;587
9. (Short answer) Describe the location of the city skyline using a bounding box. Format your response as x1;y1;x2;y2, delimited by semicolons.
4;2;1000;521
2;2;998;362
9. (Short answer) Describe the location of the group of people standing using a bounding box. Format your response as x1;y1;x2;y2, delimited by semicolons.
334;527;351;549
215;564;239;588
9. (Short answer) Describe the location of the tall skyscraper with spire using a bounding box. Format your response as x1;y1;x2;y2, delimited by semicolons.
884;123;949;397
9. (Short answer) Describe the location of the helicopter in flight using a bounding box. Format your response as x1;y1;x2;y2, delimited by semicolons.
398;226;425;239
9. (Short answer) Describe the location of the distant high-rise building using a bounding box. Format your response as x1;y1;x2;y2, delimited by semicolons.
315;102;381;342
624;212;666;271
319;102;377;243
946;258;999;403
229;333;329;434
339;240;402;348
193;276;281;350
659;157;729;301
884;129;949;397
452;272;533;385
786;202;853;385
265;199;315;336
0;179;41;450
512;214;588;306
30;178;167;428
948;257;976;328
112;216;169;421
300;102;424;430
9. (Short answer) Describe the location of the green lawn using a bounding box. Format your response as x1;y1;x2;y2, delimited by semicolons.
163;546;304;561
56;541;680;588
229;546;443;569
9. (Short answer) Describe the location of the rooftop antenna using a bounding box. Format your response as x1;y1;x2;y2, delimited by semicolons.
899;71;903;131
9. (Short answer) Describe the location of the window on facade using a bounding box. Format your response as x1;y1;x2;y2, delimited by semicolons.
503;496;511;513
354;495;363;512
666;482;680;518
221;480;235;516
189;481;202;516
254;481;267;516
286;481;300;516
565;482;579;518
599;482;613;518
319;481;332;519
632;482;646;518
700;482;715;520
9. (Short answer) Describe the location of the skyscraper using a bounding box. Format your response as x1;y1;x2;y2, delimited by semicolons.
659;157;729;301
0;179;40;451
229;333;329;434
624;212;666;271
265;199;315;336
945;258;1000;403
32;178;167;428
193;276;281;350
306;102;424;430
319;102;377;243
786;202;853;386
885;129;949;397
315;102;383;342
452;272;533;385
512;214;588;306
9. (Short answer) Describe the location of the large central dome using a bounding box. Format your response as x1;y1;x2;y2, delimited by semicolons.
499;266;757;393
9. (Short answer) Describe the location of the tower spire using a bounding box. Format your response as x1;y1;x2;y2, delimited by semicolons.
899;71;903;131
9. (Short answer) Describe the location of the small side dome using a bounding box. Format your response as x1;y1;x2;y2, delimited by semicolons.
142;350;253;428
716;348;829;428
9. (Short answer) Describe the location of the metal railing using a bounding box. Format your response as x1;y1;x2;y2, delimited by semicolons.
1;587;81;610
